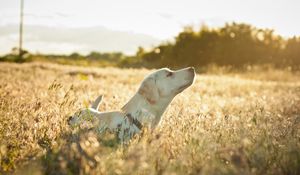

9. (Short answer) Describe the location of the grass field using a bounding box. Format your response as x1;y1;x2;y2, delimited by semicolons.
0;62;300;175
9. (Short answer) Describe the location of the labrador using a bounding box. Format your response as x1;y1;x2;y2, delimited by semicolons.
68;67;195;142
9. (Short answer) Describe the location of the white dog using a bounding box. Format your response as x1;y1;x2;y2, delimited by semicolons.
68;67;195;142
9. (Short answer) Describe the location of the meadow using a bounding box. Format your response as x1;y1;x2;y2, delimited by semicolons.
0;62;299;175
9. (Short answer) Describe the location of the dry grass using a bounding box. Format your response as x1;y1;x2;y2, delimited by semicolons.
0;62;300;175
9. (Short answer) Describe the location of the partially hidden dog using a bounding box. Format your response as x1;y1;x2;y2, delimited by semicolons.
68;67;195;142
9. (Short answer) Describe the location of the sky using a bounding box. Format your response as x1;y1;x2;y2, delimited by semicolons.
0;0;300;54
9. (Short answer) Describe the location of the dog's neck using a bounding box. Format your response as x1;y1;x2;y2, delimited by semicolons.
121;93;173;127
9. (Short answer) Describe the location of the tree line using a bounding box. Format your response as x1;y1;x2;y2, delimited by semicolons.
128;22;300;70
1;22;299;70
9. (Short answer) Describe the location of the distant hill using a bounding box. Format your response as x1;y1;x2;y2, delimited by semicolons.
0;25;160;55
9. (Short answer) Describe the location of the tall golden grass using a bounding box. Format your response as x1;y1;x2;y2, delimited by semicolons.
0;62;299;174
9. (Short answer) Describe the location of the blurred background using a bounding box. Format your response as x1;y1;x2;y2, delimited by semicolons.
0;0;299;70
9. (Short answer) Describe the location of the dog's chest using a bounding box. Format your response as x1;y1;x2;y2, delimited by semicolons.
94;113;141;141
116;115;141;142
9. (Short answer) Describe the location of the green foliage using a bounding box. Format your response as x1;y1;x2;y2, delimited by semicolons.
0;47;31;63
138;22;300;69
87;51;124;62
1;22;300;70
284;37;300;66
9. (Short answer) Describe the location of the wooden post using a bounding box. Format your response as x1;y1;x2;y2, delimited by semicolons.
19;0;24;59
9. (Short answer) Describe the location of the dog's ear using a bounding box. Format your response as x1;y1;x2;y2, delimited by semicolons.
91;95;103;111
138;78;159;105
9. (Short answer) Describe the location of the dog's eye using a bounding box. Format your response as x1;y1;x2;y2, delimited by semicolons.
166;72;173;77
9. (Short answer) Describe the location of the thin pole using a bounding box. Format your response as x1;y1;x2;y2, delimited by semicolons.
19;0;24;58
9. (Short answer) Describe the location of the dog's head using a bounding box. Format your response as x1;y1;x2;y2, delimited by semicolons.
68;95;103;127
138;67;195;105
